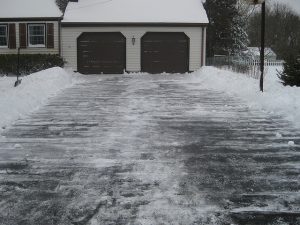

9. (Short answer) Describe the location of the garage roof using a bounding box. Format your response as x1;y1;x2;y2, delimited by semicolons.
62;0;209;24
0;0;62;19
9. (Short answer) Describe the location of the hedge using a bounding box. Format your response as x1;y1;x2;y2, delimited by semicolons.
0;54;64;75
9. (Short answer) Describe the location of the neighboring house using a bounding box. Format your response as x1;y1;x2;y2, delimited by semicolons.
0;0;62;55
246;47;277;61
61;0;209;74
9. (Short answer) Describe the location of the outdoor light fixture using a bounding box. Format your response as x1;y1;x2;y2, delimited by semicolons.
132;36;136;45
244;0;266;92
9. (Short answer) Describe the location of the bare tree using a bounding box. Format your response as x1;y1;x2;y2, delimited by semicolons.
247;2;300;60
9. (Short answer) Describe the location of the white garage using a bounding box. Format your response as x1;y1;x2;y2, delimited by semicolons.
61;0;209;74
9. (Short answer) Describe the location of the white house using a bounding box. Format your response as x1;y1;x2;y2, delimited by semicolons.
246;47;277;61
61;0;209;74
0;0;62;55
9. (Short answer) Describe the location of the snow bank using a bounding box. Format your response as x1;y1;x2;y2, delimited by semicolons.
189;66;300;128
0;67;77;132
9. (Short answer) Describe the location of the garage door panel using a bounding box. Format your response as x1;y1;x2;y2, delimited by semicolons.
141;32;189;74
77;32;126;74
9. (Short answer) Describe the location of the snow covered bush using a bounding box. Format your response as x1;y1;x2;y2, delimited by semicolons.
278;57;300;87
0;54;64;76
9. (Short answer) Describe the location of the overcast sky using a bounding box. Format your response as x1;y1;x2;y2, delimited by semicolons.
272;0;300;14
201;0;300;15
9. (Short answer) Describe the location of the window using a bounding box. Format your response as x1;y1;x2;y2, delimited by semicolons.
28;24;45;47
0;25;8;47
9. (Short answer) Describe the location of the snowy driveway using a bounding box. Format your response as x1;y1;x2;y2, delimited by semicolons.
1;74;300;225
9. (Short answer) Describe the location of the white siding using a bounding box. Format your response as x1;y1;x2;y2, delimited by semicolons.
0;21;60;55
203;27;207;66
62;26;206;72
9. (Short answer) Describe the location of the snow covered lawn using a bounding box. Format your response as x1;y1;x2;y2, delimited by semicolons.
0;67;79;133
189;66;300;128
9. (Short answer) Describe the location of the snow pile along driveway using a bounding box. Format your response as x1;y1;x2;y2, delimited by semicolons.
0;67;76;132
190;66;300;128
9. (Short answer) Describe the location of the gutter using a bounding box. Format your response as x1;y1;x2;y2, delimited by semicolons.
61;22;209;27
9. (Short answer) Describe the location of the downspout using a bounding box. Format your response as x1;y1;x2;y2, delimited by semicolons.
59;2;68;58
58;18;62;56
203;26;207;66
201;27;204;67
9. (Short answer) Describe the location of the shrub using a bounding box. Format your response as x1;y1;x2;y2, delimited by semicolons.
0;54;64;75
278;57;300;87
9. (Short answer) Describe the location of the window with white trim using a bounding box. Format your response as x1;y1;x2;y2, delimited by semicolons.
28;24;45;47
0;25;8;47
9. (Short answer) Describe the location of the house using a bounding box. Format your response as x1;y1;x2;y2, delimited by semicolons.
0;0;62;55
61;0;209;74
246;47;277;61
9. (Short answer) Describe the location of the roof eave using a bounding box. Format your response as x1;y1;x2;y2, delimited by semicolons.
0;17;63;22
61;22;209;27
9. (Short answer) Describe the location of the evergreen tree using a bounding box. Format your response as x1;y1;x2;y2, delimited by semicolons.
204;0;249;57
56;0;69;12
232;1;250;57
278;57;300;87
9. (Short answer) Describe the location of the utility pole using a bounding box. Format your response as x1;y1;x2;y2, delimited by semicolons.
260;1;266;92
244;0;266;92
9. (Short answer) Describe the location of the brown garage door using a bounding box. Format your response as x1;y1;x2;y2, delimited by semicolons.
141;32;189;74
77;32;126;74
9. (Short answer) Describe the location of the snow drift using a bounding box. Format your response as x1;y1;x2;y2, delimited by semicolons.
0;67;76;133
189;66;300;128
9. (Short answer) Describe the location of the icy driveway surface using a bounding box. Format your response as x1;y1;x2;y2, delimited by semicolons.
0;74;300;225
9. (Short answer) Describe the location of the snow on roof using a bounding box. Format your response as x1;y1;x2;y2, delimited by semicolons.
62;0;209;24
0;0;62;19
247;47;277;57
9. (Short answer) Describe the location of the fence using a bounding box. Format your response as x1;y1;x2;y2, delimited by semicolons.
206;56;284;79
235;59;284;67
